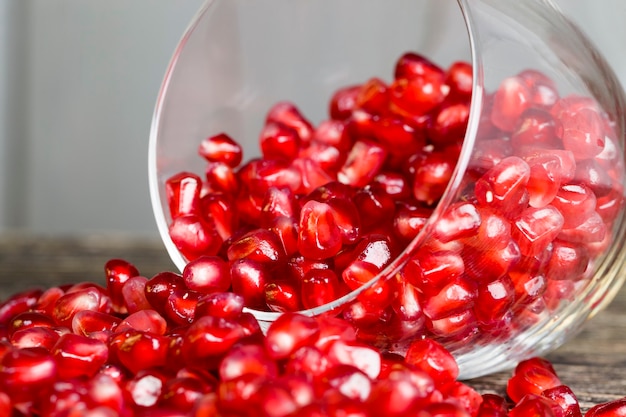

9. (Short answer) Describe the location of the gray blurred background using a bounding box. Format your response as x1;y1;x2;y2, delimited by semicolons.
0;0;624;239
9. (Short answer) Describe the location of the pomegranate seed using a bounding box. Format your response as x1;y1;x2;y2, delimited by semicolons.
326;339;381;380
168;214;223;261
264;313;320;360
121;275;152;313
145;271;185;315
198;132;243;167
200;193;237;241
338;139;387;187
509;394;563;417
52;333;108;379
181;316;247;365
511;108;560;150
491;76;531;132
428;101;470;146
219;343;278;381
477;393;509;416
116;309;167;335
230;259;270;309
560;107;606;160
182;256;230;294
10;326;60;350
110;330;170;375
298;200;343;260
204;161;239;194
301;268;342;309
126;369;167;408
285;345;331;379
405;339;459;387
104;258;140;313
586;398;626;417
330;85;361;120
159;377;213;412
8;311;56;336
260;121;300;161
53;287;109;327
194;292;245;320
266;101;314;143
166;172;203;220
356;78;389;115
0;347;57;403
393;204;432;241
71;310;120;336
0;288;42;325
421;276;477;320
475;156;530;216
512;205;564;257
265;281;303;313
542;385;582;417
227;228;286;264
445;61;473;100
507;357;562;403
405;250;464;290
412;151;456;205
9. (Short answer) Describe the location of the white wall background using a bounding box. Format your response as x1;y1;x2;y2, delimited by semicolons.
0;0;624;237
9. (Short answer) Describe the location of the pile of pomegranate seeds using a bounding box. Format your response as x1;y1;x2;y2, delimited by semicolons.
0;258;624;416
164;51;625;351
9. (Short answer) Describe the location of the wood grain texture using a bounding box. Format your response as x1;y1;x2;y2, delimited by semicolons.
0;233;624;411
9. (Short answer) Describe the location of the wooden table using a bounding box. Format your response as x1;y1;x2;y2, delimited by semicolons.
1;233;625;412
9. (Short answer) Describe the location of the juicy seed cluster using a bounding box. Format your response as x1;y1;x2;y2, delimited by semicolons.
165;51;625;351
0;259;618;416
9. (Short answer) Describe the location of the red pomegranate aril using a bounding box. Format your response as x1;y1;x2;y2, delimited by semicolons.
551;184;597;229
166;172;203;220
110;330;170;375
373;116;423;151
10;326;59;351
8;311;56;337
474;276;515;324
491;76;531;132
200;193;237;241
356;78;389;115
434;201;481;243
219;343;278;382
264;313;320;360
313;119;351;151
159;377;212;412
165;288;200;325
507;357;562;403
52;333;108;379
428;101;470;146
126;369;167;408
194;292;244;320
301;268;342;310
574;158;613;197
338;139;387;188
412;151;456;206
182;315;248;366
509;394;563;417
121;275;152;314
394;52;445;81
35;286;65;316
525;154;563;208
217;373;266;414
168;214;223;261
265;281;303;313
71;310;120;336
322;364;372;402
560;107;606;160
542;385;582;417
227;228;286;265
326;339;381;380
330;85;361;120
53;287;107;327
0;347;57;403
445;61;473;100
427;308;478;341
406;250;465;290
285;345;331;380
230;258;270;308
585;398;626;417
476;393;509;417
0;289;43;325
405;338;459;387
511;108;561;150
421;276;477;320
204;161;239;194
260;186;297;225
393;204;433;241
260;121;301;161
268;215;300;257
298;200;343;260
237;158;302;196
353;187;395;231
475;156;530;215
558;211;607;244
266;101;314;143
145;271;185;314
512;205;564;257
104;258;140;314
116;309;168;335
390;75;446;121
198;132;243;167
182;256;230;294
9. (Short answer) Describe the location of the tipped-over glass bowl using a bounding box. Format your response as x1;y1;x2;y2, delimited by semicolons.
149;0;626;379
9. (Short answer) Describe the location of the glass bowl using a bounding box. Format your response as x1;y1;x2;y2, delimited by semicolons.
149;0;626;379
